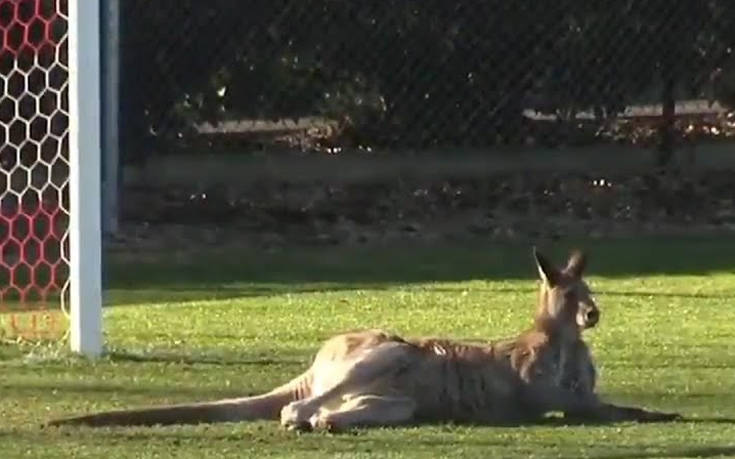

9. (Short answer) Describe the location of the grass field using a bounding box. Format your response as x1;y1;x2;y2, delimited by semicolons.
2;237;735;458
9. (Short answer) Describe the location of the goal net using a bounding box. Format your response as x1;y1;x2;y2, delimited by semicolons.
0;0;70;340
0;0;101;353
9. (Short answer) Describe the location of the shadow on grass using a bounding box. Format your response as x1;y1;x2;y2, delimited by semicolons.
105;283;395;306
680;417;735;425
428;287;732;300
32;427;523;451
609;361;735;370
106;350;304;367
599;446;735;459
524;414;735;428
14;424;735;459
595;290;734;300
105;236;735;306
38;420;735;459
5;381;247;398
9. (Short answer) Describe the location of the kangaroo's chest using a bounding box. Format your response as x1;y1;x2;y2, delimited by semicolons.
548;343;588;393
544;345;567;386
531;342;578;390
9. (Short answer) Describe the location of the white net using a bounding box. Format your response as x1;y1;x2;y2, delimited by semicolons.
0;0;69;340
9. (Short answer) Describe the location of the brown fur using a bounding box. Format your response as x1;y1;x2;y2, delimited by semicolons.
47;248;680;430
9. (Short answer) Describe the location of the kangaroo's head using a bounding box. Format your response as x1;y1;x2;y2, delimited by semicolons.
532;247;599;336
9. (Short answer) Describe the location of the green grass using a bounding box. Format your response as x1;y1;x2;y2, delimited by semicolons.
2;237;735;458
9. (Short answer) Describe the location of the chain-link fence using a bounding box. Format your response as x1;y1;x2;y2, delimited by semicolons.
110;1;735;252
119;1;735;158
2;0;735;340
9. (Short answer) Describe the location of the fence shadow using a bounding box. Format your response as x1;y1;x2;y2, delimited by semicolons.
598;446;735;459
106;350;305;367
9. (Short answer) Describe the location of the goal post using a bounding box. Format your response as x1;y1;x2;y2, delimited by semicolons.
68;0;103;356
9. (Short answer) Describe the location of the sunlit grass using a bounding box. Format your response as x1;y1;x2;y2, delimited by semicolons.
2;238;735;458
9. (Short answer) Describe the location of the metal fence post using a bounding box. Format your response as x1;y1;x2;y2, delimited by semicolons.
101;0;120;236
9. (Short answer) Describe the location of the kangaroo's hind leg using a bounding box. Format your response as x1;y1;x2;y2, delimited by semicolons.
280;341;415;431
310;394;416;432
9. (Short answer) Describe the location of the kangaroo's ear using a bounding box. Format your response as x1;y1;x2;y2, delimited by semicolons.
564;249;587;278
533;247;560;287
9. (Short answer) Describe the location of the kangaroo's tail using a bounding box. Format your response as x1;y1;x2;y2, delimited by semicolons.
46;370;312;427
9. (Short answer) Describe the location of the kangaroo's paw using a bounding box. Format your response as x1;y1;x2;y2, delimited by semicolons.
613;406;683;423
638;410;683;423
280;401;315;432
309;412;345;434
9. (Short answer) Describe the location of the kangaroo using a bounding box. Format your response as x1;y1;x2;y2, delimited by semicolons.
47;248;680;430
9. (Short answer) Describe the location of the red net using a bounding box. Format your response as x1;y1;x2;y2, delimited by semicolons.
0;0;69;340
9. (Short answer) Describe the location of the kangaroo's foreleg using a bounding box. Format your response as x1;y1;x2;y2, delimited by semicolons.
520;379;599;416
566;401;682;423
557;343;681;423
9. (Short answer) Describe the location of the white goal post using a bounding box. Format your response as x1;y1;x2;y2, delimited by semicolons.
68;0;103;356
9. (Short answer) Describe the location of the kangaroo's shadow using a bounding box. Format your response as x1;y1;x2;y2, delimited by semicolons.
671;416;735;425
358;413;735;432
520;414;735;428
598;446;735;459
